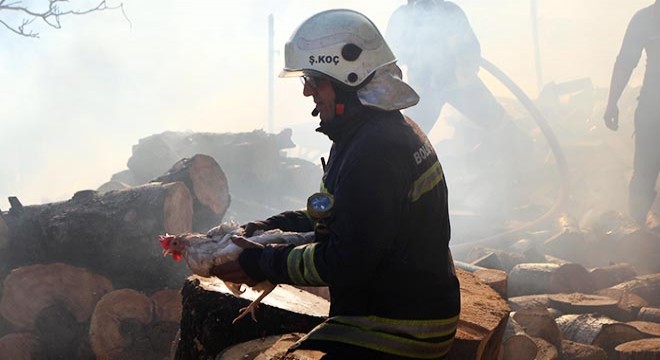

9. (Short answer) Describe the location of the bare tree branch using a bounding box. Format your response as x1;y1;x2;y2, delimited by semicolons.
0;0;130;38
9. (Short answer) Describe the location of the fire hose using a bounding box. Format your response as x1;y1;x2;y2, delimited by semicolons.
451;58;570;255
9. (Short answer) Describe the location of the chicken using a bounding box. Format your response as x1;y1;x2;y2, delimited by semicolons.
159;222;312;323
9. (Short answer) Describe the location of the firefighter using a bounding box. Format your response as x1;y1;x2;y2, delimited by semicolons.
386;0;507;134
212;9;460;359
604;0;660;226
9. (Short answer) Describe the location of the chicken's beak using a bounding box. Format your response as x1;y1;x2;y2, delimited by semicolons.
163;249;172;257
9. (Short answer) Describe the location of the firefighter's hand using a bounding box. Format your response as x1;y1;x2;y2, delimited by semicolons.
242;221;273;237
603;103;619;131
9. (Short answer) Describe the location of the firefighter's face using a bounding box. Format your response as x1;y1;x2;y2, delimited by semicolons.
302;76;336;122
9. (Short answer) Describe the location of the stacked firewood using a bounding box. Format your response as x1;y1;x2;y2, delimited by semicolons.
451;213;660;360
0;129;322;359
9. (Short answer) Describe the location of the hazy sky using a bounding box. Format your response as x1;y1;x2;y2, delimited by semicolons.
0;0;652;209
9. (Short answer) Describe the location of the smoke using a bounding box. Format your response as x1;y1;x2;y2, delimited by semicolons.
0;0;652;216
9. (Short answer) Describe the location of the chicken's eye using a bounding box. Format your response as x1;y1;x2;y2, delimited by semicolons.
172;241;178;245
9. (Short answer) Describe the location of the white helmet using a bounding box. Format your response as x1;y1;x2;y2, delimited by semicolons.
281;9;419;110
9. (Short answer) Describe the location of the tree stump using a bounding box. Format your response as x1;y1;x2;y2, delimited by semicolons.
502;333;537;360
1;182;193;290
174;276;330;359
508;263;594;297
615;338;660;360
531;337;559;360
556;313;644;358
153;154;230;232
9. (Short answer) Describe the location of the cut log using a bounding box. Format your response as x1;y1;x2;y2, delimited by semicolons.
559;339;607;360
174;276;330;359
615;338;660;359
626;321;660;338
531;337;559;360
508;294;551;311
152;154;230;232
1;183;193;290
503;316;525;341
543;214;588;265
638;307;660;323
590;263;637;290
0;263;113;330
34;303;90;359
508;263;594;297
219;333;325;360
502;333;537;360
470;252;503;271
448;268;509;360
122;130;321;224
548;293;619;316
0;332;41;360
609;274;660;307
596;288;648;320
556;313;644;358
544;254;571;265
474;268;507;299
151;289;182;323
512;308;562;349
89;289;154;359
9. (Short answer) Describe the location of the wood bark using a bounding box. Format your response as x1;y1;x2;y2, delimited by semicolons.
590;263;637;290
556;313;644;359
448;269;510;360
559;340;607;360
0;263;113;330
615;338;660;360
152;154;230;232
638;307;660;323
512;308;561;349
88;289;154;359
174;276;330;359
1;182;193;291
508;263;594;297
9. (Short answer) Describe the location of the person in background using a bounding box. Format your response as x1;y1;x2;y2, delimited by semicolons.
386;0;507;134
604;0;660;226
212;9;460;360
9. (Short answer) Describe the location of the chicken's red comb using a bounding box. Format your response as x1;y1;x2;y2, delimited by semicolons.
159;234;175;249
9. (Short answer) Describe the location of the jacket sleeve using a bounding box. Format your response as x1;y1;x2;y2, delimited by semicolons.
259;210;316;233
256;155;407;287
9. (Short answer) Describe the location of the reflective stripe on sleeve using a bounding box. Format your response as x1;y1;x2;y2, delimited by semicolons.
409;161;445;202
286;243;327;286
